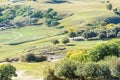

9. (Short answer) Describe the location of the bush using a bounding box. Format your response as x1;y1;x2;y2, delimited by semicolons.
0;64;17;80
44;66;64;80
24;53;36;62
110;59;120;78
21;53;47;62
98;33;107;39
82;30;97;39
89;43;120;62
75;62;110;79
61;37;70;45
107;31;116;38
106;3;113;10
66;50;89;62
54;60;77;80
68;32;77;38
35;56;47;62
117;32;120;37
51;39;59;45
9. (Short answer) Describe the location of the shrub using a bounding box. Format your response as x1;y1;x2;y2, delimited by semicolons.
110;59;120;78
21;53;47;62
51;20;59;26
61;37;70;45
98;33;107;39
54;60;77;80
35;56;47;62
68;32;77;38
47;8;53;13
0;64;17;80
106;3;113;10
107;31;116;38
44;66;64;80
89;43;120;62
51;39;59;45
66;50;89;62
23;53;36;62
117;32;120;37
82;30;97;39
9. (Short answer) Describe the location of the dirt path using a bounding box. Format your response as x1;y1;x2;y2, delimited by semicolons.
12;70;43;80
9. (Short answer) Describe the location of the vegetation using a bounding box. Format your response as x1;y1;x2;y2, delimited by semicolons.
0;0;120;80
0;64;16;80
21;53;47;62
61;37;70;45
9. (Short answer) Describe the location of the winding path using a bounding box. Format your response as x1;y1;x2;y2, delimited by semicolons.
1;31;23;44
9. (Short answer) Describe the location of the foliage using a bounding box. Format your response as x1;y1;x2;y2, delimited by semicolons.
45;8;60;27
82;30;97;39
89;42;120;62
44;66;64;80
21;53;47;62
51;39;59;45
107;31;116;38
106;3;113;10
68;32;77;38
110;59;120;78
106;23;116;29
23;53;36;62
117;32;120;37
61;37;70;45
98;33;107;39
54;60;77;79
0;64;17;80
75;62;110;79
66;50;89;62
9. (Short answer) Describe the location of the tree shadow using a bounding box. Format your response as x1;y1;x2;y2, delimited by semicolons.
66;44;76;46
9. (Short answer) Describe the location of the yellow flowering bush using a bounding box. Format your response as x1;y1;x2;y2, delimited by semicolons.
66;50;89;62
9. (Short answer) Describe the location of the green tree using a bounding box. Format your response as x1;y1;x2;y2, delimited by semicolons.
89;43;120;61
61;37;70;45
51;39;59;45
117;32;120;37
0;64;17;80
68;32;77;38
54;60;77;80
106;3;113;10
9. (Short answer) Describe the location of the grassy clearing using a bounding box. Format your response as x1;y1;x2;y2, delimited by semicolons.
11;62;57;76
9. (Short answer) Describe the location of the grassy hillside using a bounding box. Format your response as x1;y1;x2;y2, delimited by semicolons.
0;0;120;79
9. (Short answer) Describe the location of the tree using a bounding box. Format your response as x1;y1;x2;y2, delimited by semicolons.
110;59;120;78
68;32;77;38
51;39;59;45
89;43;120;62
0;64;17;80
98;33;107;39
106;3;113;10
54;60;77;80
117;32;120;37
82;31;97;39
75;62;111;80
24;53;36;62
107;31;116;38
61;37;70;45
47;8;53;13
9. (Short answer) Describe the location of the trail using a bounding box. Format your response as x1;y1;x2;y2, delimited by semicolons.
12;70;43;80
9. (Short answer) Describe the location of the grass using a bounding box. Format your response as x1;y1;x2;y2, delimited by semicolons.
0;0;120;78
11;62;57;76
0;0;119;60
